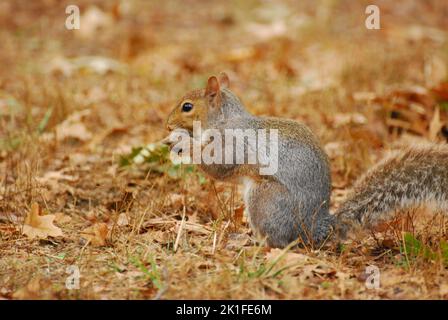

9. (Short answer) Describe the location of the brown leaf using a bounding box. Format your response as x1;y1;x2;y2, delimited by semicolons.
37;170;78;184
116;213;129;226
81;222;109;246
265;248;310;268
332;113;367;128
432;82;448;101
225;232;250;250
233;205;245;226
54;212;72;224
12;277;50;300
168;193;184;209
246;21;286;40
22;203;63;239
223;47;258;63
55;110;92;142
76;6;114;40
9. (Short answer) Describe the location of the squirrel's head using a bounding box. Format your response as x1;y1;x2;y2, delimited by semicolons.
166;72;230;133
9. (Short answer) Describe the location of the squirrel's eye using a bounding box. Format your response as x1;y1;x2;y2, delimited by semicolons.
181;102;193;112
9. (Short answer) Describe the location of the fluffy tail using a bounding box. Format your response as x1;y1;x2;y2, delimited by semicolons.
334;143;448;238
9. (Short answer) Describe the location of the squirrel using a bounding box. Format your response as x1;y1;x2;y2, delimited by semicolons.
166;72;448;248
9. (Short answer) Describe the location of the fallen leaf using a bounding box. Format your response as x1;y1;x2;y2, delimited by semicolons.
324;141;347;159
388;25;446;44
149;230;171;244
76;6;114;39
246;21;286;40
233;205;245;226
225;232;250;249
55;110;92;142
312;265;337;278
84;210;97;222
223;47;258;63
174;222;212;235
353;91;377;101
54;212;72;224
37;170;78;184
81;222;109;246
332;113;367;128
266;248;310;267
57;122;92;142
73;56;125;75
432;82;448;101
117;213;129;226
48;56;125;76
12;277;50;300
168;193;184;208
22;203;63;239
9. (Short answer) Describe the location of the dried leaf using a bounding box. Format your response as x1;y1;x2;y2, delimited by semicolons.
265;248;310;268
54;212;72;224
37;170;78;184
332;113;367;128
168;193;184;208
81;223;109;246
246;21;286;40
223;47;257;63
117;213;129;227
233;205;245;226
225;232;250;249
76;6;114;39
432;82;448;101
22;203;63;239
12;277;49;300
55;110;92;142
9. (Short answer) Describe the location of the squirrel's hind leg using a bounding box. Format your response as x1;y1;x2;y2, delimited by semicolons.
246;181;307;248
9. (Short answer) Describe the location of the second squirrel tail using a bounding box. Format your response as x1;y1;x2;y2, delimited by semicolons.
334;143;448;238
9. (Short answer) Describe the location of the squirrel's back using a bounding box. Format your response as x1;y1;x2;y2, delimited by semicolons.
335;143;448;236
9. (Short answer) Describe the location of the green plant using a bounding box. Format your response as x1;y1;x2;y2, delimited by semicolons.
119;143;206;182
129;255;163;290
399;232;448;268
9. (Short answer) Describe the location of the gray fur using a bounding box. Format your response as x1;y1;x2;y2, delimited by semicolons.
334;144;448;238
199;89;333;247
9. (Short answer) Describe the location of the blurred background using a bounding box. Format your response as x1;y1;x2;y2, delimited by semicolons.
1;0;448;299
2;0;448;191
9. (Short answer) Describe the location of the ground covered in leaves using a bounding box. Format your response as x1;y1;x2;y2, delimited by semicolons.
1;0;448;299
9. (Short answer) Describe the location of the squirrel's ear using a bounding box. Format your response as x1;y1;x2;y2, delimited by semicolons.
205;76;220;97
218;72;230;89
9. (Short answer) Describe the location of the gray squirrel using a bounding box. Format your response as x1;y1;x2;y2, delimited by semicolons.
166;72;448;248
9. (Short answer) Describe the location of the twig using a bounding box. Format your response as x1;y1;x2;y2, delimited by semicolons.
173;204;186;252
212;231;217;255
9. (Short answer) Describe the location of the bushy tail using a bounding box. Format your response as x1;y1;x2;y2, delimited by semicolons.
334;144;448;238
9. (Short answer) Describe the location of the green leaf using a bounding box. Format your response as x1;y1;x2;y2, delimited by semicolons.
402;232;435;261
403;233;422;257
119;147;143;167
440;240;448;266
37;107;53;133
119;143;202;183
197;172;207;185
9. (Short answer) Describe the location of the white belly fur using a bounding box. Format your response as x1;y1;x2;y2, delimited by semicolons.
240;177;255;213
